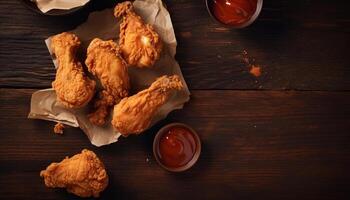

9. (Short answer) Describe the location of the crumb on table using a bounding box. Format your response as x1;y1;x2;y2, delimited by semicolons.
54;123;65;135
250;65;262;77
241;50;263;77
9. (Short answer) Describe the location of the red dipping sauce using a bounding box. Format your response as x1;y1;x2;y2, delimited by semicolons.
157;126;197;168
212;0;258;26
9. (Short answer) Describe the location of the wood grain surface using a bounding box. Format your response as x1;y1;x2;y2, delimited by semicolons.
0;89;350;199
1;0;350;89
0;0;350;199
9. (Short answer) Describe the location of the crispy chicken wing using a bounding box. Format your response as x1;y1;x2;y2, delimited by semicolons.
85;38;130;125
114;1;162;68
51;32;96;108
112;75;183;136
40;149;108;198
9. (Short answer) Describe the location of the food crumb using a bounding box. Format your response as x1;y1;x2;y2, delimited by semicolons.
241;50;263;77
249;65;262;77
54;123;65;135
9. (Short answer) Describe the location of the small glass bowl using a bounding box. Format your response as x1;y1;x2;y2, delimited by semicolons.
205;0;264;28
153;123;201;172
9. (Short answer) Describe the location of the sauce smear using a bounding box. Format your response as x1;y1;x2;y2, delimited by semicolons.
212;0;258;26
157;126;197;168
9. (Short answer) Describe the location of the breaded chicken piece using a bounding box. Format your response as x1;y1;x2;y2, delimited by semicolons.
111;75;183;136
51;32;96;108
40;149;108;198
114;1;162;68
85;38;130;126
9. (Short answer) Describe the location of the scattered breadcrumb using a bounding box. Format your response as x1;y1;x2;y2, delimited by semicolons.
54;123;65;135
249;65;262;77
241;50;263;77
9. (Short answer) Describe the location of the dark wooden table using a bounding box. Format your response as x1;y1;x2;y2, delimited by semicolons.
1;0;350;199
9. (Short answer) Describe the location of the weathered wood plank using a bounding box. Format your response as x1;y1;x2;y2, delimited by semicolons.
0;0;349;89
0;89;349;199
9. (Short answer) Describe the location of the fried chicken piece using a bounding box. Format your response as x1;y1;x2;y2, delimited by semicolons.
51;32;96;108
114;1;162;68
85;38;130;126
112;75;183;136
40;149;108;198
53;122;64;135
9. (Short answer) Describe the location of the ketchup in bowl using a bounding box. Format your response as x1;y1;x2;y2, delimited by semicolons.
153;123;201;172
209;0;262;28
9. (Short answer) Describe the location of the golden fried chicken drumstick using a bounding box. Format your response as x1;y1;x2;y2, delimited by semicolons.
40;149;108;198
112;75;183;136
51;32;96;108
114;1;162;68
85;38;130;126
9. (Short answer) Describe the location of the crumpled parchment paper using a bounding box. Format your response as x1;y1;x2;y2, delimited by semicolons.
31;0;90;13
28;0;190;147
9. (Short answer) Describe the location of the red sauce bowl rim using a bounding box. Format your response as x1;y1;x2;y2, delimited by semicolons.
206;0;264;28
153;123;201;172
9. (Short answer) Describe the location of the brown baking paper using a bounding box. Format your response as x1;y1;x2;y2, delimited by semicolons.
32;0;90;13
28;0;190;147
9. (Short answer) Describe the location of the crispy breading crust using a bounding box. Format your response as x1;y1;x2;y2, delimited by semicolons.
85;38;130;125
51;32;96;108
111;75;183;135
53;123;64;135
114;1;162;68
40;149;108;198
